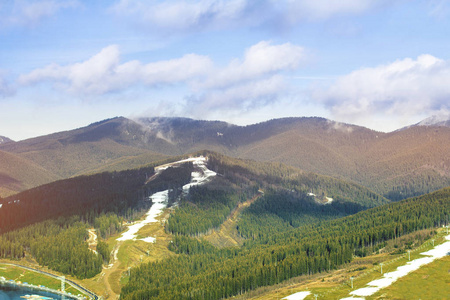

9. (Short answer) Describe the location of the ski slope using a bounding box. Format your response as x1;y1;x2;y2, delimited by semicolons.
118;156;216;242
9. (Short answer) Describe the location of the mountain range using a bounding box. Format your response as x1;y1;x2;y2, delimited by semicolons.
1;116;449;199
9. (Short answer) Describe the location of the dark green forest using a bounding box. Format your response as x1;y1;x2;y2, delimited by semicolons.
121;187;449;300
0;151;448;292
0;160;194;279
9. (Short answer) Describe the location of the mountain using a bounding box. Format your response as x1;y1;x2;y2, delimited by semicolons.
1;116;448;200
0;118;168;196
0;136;13;145
135;117;449;199
416;114;450;128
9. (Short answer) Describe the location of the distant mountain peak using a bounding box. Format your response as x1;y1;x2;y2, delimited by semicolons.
416;114;450;127
0;136;13;145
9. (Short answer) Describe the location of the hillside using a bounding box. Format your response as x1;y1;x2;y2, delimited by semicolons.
0;151;447;299
120;186;449;299
131;117;450;199
0;150;59;197
1;116;449;200
0;118;167;195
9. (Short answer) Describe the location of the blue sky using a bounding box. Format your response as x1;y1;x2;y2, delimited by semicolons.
1;0;450;140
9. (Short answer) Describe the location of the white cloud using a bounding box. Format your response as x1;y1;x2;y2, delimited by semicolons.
187;75;286;115
0;0;79;28
186;41;305;117
314;54;450;125
19;45;214;94
110;0;395;33
19;41;304;107
18;41;306;121
200;41;305;89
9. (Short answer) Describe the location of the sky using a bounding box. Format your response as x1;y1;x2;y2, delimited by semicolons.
1;0;450;141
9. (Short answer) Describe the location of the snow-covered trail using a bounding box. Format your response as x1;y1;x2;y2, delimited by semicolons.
117;156;216;243
340;234;450;300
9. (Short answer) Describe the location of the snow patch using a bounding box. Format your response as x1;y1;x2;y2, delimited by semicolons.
140;237;156;243
117;190;168;242
0;204;2;209
118;156;216;243
282;291;311;300
307;192;316;197
345;234;450;299
325;197;333;204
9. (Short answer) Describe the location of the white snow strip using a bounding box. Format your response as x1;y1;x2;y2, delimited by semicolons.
0;204;2;209
117;190;168;242
282;291;311;300
117;156;216;243
325;197;333;204
346;234;450;299
140;237;156;243
307;193;316;197
182;157;217;193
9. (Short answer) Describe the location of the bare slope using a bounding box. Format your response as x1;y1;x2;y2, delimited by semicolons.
0;118;167;194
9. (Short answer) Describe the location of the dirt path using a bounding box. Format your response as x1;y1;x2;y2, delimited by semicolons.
202;192;262;247
87;229;98;254
99;243;121;299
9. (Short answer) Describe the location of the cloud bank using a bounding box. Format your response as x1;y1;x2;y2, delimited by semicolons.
18;41;306;116
19;45;213;94
315;54;450;124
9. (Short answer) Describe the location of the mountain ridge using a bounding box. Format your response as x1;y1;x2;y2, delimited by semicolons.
0;116;448;199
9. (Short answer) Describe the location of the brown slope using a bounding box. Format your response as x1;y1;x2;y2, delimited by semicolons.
0;117;173;192
0;150;59;197
1;116;448;200
235;122;449;198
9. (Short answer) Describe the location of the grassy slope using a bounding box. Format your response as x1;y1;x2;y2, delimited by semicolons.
235;229;448;300
368;255;450;300
0;263;85;296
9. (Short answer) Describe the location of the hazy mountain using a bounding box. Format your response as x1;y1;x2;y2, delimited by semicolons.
1;116;448;200
416;114;450;128
0;136;13;145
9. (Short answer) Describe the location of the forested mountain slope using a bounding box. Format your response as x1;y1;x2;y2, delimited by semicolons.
121;187;449;300
1;116;448;200
0;150;447;298
0;152;388;279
